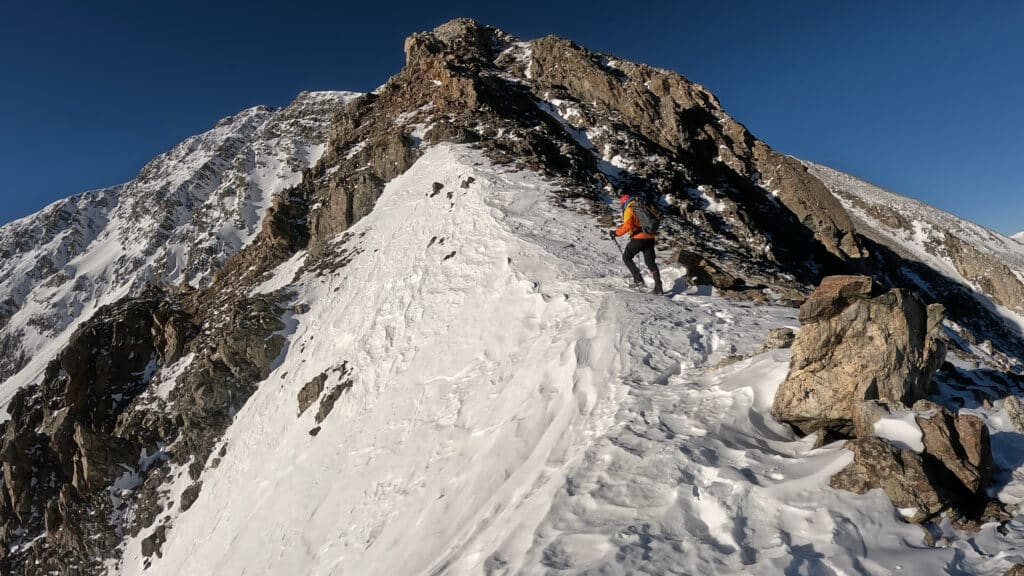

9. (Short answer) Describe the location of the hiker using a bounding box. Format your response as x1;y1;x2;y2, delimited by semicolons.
610;194;663;294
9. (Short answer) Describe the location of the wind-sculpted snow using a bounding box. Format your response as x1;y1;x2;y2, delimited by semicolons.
116;146;1024;576
0;91;360;405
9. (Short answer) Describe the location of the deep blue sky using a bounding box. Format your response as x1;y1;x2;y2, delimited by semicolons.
1;1;1020;234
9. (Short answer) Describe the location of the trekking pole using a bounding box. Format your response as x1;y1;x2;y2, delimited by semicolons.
611;235;623;255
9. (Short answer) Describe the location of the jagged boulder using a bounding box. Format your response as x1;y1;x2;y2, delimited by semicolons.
773;276;947;434
834;399;994;523
151;304;195;365
913;400;992;493
797;274;874;323
830;436;945;523
71;424;138;493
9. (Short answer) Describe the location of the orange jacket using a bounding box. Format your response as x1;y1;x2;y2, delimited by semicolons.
614;201;655;240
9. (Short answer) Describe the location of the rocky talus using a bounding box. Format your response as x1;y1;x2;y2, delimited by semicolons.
773;275;1004;526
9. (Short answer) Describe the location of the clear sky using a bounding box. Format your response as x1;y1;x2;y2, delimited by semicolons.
1;1;1020;234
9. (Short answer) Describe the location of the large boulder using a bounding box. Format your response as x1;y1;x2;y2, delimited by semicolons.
773;276;947;435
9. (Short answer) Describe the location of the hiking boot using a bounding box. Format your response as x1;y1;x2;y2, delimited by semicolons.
652;282;664;295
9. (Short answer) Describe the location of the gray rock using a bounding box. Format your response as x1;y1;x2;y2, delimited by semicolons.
798;275;873;323
1003;395;1024;434
851;400;891;439
759;327;796;353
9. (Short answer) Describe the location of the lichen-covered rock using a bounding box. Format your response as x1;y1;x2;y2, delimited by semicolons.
830;437;945;523
759;327;796;353
773;282;947;435
1003;395;1024;434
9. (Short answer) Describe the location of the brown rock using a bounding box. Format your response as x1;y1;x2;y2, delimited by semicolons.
912;400;991;494
851;400;891;439
297;373;328;417
798;275;873;323
1005;563;1024;576
954;413;993;490
830;437;944;523
773;287;947;434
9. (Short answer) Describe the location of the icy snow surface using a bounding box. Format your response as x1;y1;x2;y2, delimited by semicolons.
117;146;1024;575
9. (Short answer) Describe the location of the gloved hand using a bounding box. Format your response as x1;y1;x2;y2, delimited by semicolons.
608;230;617;239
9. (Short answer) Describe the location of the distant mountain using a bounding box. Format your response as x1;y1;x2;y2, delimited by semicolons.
1;18;1022;576
1013;231;1024;242
0;91;359;397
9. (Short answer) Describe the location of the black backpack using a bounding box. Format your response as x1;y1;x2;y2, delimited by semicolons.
631;198;662;235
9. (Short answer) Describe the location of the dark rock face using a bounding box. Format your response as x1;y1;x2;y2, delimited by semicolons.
773;277;947;435
0;290;170;574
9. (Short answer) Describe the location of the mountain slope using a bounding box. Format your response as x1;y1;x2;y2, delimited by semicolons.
1;19;1023;576
0;91;359;403
119;145;1024;576
807;162;1024;365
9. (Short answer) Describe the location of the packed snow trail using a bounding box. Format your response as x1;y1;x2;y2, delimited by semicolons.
117;146;1024;575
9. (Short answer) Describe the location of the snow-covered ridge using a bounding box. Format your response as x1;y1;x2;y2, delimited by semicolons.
116;145;1024;575
1014;231;1024;243
0;90;360;408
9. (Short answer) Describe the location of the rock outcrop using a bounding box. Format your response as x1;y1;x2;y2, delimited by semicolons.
830;436;945;523
774;275;998;524
773;275;947;435
837;398;995;522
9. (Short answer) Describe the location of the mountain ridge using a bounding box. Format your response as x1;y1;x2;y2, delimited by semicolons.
0;18;1022;576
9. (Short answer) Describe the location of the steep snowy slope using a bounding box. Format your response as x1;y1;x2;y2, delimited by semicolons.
116;145;1024;576
0;91;359;403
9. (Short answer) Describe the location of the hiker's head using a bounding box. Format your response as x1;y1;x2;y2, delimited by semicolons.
619;194;631;207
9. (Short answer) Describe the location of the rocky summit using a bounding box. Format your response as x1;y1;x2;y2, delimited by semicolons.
1;18;1023;576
